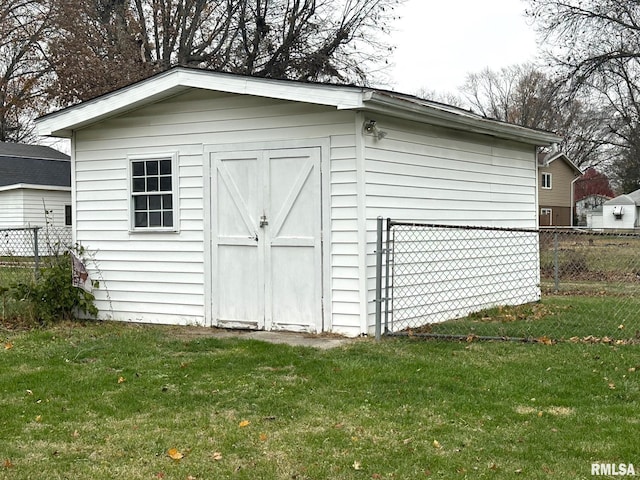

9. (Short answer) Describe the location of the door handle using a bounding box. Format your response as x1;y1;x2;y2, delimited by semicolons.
259;214;268;228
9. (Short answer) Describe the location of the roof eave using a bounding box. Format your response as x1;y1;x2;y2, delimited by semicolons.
361;92;563;146
0;184;71;192
35;68;366;138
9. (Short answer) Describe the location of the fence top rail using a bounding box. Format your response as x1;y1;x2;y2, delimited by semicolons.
0;226;42;233
387;220;640;238
387;221;539;234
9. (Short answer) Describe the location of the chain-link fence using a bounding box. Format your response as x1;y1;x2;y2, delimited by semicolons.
375;219;640;343
0;226;72;275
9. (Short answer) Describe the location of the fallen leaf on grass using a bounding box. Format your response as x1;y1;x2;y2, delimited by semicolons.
432;440;441;449
4;342;13;350
167;448;184;460
259;433;267;442
117;376;126;384
212;452;222;461
238;420;250;428
353;461;362;470
35;415;42;422
3;459;13;468
72;430;80;438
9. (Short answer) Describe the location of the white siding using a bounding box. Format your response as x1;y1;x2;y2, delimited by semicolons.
74;89;360;331
363;118;540;333
22;189;71;228
602;204;638;229
0;190;25;227
0;188;70;228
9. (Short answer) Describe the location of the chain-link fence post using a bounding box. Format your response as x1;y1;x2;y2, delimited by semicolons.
384;218;392;335
33;227;40;278
553;230;559;292
375;217;383;341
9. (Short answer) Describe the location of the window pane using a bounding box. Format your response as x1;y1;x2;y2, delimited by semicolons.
135;212;148;227
149;195;162;210
133;178;145;192
132;161;145;176
160;176;172;191
149;211;162;227
65;205;72;226
163;211;173;227
146;160;158;175
147;177;159;191
162;194;172;209
134;195;147;210
160;159;171;175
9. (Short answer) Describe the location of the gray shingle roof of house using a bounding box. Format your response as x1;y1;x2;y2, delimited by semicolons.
0;142;70;188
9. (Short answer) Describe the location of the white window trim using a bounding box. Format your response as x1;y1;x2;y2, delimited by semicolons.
127;152;180;233
541;172;552;189
540;208;552;216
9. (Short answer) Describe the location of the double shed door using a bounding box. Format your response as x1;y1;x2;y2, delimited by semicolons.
211;147;322;332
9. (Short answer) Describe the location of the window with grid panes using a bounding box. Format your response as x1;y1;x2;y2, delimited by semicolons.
131;157;175;229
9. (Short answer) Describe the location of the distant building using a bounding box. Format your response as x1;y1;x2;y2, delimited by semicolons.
575;194;612;226
600;189;640;230
537;151;581;226
0;142;71;229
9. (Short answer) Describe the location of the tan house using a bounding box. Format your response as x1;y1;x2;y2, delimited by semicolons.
538;151;581;226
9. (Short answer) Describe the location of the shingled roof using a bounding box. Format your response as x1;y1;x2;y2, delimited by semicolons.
0;142;70;188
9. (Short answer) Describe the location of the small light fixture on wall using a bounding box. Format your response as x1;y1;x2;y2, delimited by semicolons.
363;119;387;140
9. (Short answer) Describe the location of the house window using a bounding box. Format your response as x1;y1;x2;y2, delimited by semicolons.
541;208;552;216
541;172;552;189
130;154;177;230
65;205;72;226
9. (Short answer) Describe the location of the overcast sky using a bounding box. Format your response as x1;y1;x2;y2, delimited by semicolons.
388;0;539;96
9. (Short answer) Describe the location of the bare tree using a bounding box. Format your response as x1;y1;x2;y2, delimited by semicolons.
0;0;52;142
46;0;401;104
526;0;640;190
460;64;611;169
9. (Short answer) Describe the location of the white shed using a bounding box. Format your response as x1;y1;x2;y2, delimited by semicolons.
602;190;640;230
36;67;560;337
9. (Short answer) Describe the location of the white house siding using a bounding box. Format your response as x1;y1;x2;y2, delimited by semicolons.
22;189;71;227
602;204;638;229
362;118;540;333
0;188;70;228
0;190;25;227
328;134;361;336
73;89;361;332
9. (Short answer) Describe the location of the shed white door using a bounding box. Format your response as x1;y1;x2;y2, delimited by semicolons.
211;147;322;332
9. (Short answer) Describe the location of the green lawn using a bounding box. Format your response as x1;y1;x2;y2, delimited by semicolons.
409;296;640;341
1;321;639;479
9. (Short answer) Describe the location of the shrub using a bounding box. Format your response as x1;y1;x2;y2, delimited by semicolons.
6;248;98;326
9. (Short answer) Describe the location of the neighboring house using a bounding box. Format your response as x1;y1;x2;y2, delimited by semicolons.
0;142;71;228
35;67;561;336
575;194;612;226
537;151;581;226
600;189;640;229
